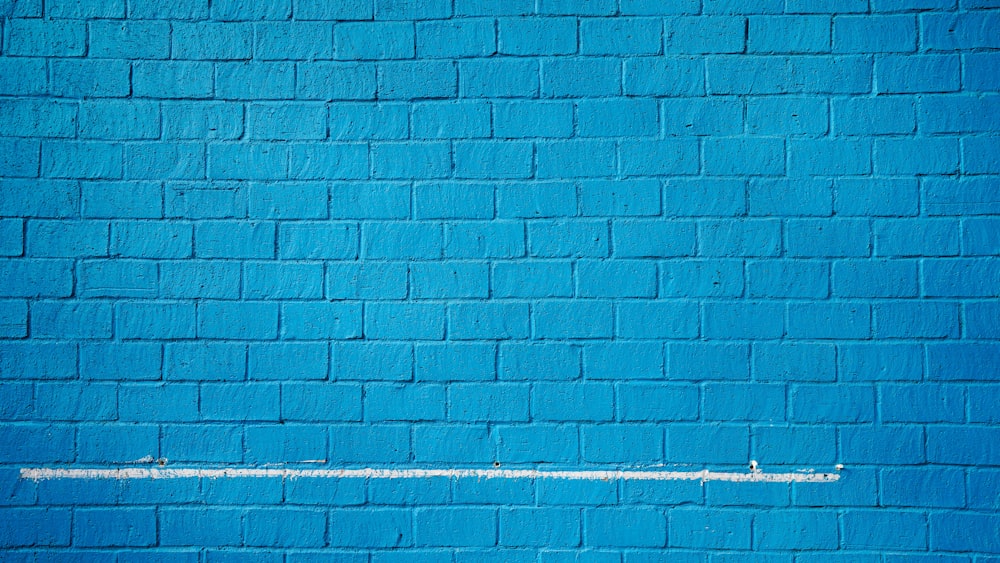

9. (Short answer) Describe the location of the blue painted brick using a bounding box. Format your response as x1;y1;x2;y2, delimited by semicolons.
625;57;704;96
459;59;540;98
757;510;838;550
0;259;73;298
133;62;214;99
790;384;874;423
250;342;328;379
704;301;784;339
162;424;242;462
0;57;48;96
281;302;361;340
923;258;1000;297
966;301;1000;339
538;140;617;178
331;424;410;463
368;302;446;340
209;143;289;180
450;383;529;421
700;219;782;257
583;342;664;379
201;383;279;421
0;300;28;338
80;342;161;381
666;16;745;54
417;19;496;58
414;507;496;547
217;63;293;99
297;63;376;101
705;138;785;176
703;383;786;422
500;508;579;547
543;58;621;97
841;425;925;464
363;222;442;260
162;102;243;140
532;382;612;421
328;509;411;548
788;303;871;339
74;507;156;547
495;424;580;463
747;97;828;135
377;61;457;100
581;180;659;216
712;56;869;94
580;17;661;55
875;219;959;257
668;342;749;380
333;342;413;381
372;142;450;179
0;507;71;547
0;139;38;178
669;509;751;549
449;302;529;340
365;383;445;421
212;0;289;20
454;141;533;179
497;182;576;218
411;261;489;299
577;260;657;298
117;302;195;339
787;218;871;257
159;508;242;547
164;342;246;381
0;99;77;138
660;260;744;297
749;16;831;54
256;23;334;60
494;102;573;138
83;182;161;218
198;301;278;339
415;343;496;381
499;343;580;380
79;259;157;298
89;20;170;59
529;219;609;258
583;424;663;463
414;424;493;463
930;512;1000;554
247;104;326;140
279;384;361;422
35;383;117;422
881;467;965;508
246;424;326;463
833;259;917;298
881;383;964;423
843;510;927;550
335;22;414;60
748;260;829;298
588;508;666;548
834;15;916;53
619;383;699;421
499;17;577;55
245;509;326;548
119;384;198;422
835;178;918;217
919;95;1000;135
668;424;750;464
754;342;837;381
922;11;1000;49
0;220;22;257
839;343;923;381
617;301;699;339
534;300;613;339
622;140;700;177
874;302;960;338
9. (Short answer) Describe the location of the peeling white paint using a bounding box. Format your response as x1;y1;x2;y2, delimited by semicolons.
21;467;840;483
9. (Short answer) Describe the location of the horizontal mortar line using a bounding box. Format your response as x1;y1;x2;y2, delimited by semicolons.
21;467;840;483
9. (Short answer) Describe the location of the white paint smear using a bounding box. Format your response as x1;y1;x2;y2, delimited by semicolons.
21;467;839;483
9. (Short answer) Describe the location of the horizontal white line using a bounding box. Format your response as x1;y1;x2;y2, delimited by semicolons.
21;467;840;483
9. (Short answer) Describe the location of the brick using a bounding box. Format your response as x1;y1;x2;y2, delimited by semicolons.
119;384;198;422
163;102;243;139
90;20;170;59
328;424;409;463
250;343;328;379
133;61;214;99
754;342;837;381
583;424;663;463
832;259;917;298
625;57;704;96
666;16;745;53
669;509;751;549
160;509;242;547
542;58;621;97
588;508;666;547
450;383;529;421
329;509;411;548
750;15;831;53
209;143;289;180
297;63;376;101
333;342;413;381
577;260;657;298
668;342;750;380
757;511;838;550
538;140;617;178
415;343;496;381
366;302;445;340
619;383;699;421
217;62;294;99
281;302;361;340
417;19;496;58
749;260;830;298
292;141;368;180
0;508;70;547
617;301;699;339
165;342;246;381
499;343;580;381
414;424;493;463
705;138;785;176
365;383;446;421
377;61;457;100
411;262;489;299
460;59;539;98
708;56;872;94
0;99;77;138
335;22;413;60
454;141;533;179
201;383;279;421
256;22;333;60
449;302;529;340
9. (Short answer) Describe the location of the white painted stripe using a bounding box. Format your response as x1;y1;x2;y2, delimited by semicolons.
21;467;840;483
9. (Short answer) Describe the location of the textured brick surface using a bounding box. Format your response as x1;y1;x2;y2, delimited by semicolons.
1;0;999;557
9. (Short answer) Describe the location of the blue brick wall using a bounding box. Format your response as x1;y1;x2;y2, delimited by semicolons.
0;0;999;558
